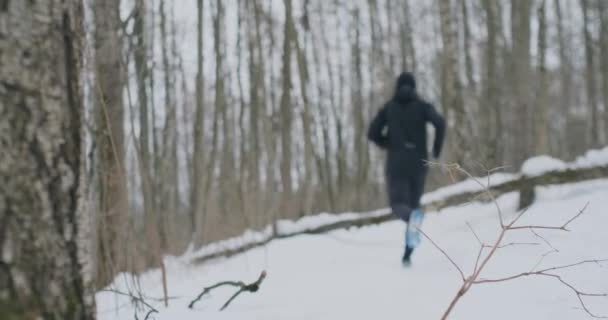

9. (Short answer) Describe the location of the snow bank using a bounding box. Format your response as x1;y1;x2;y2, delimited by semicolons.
522;146;608;177
572;146;608;168
181;208;390;263
521;155;567;177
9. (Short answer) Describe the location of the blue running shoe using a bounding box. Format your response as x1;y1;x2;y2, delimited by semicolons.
406;208;424;249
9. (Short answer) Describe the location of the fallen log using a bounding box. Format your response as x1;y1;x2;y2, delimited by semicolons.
191;164;608;265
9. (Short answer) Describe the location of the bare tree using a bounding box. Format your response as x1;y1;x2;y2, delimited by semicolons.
93;0;129;288
133;0;159;266
581;0;599;147
554;0;574;158
481;0;502;168
191;0;206;242
0;1;95;318
439;0;468;166
280;0;295;217
599;0;608;143
535;0;549;154
510;0;533;163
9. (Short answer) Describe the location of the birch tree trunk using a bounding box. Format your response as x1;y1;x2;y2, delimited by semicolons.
0;1;95;318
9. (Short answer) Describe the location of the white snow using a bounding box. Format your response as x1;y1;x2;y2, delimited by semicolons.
97;178;608;320
521;156;567;177
572;146;608;169
522;146;608;177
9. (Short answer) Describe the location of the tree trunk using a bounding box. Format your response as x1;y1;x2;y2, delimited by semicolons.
351;7;369;209
439;0;467;166
581;0;599;147
280;0;294;216
461;0;476;92
159;0;178;248
599;0;608;144
294;0;315;215
554;0;574;158
535;0;549;154
481;0;500;169
93;0;128;288
134;0;158;266
510;0;533;164
215;0;234;218
0;1;95;318
191;0;206;242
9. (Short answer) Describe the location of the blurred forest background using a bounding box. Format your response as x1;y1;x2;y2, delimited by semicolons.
86;0;608;287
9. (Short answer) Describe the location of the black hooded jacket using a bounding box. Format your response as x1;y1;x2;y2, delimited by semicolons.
368;82;446;180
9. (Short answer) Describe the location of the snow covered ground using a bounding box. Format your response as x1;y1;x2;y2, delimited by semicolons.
97;177;608;320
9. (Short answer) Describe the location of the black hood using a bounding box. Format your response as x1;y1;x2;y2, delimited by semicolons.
394;72;418;103
394;84;417;103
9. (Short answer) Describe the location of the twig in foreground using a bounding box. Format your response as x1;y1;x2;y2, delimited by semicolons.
188;271;267;311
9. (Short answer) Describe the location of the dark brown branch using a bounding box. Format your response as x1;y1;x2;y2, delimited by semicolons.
188;271;267;311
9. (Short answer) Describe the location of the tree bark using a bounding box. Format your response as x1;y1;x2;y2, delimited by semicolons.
0;1;95;318
510;0;533;164
481;0;501;168
93;0;128;288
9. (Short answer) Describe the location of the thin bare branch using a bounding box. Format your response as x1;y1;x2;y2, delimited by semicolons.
561;202;590;231
536;259;608;274
530;229;559;252
466;221;483;245
189;271;267;311
100;288;159;315
508;206;532;228
530;249;559;272
496;242;541;249
220;288;246;311
188;281;244;309
472;245;485;274
427;161;506;228
510;201;589;231
418;227;466;281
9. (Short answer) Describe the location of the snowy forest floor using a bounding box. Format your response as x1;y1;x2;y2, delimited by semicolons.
97;179;608;320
